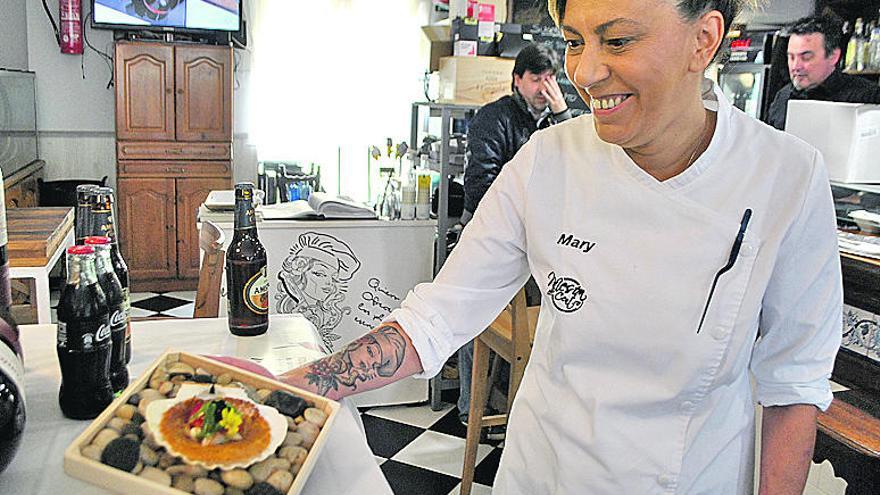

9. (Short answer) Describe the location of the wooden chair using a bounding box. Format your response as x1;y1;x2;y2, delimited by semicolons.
193;220;226;318
460;287;539;495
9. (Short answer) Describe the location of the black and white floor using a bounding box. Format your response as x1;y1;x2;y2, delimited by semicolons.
49;291;502;494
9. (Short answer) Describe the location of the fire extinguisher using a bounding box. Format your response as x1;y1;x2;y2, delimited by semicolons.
59;0;83;55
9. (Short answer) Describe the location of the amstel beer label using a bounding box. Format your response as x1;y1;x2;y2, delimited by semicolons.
242;266;269;315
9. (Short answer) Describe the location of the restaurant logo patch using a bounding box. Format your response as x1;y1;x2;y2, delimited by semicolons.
547;271;587;313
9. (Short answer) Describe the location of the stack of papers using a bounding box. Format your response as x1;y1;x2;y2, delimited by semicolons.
838;231;880;259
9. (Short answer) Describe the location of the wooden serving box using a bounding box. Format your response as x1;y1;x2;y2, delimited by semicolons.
63;351;340;495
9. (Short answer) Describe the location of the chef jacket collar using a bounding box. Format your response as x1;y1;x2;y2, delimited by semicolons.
612;78;730;191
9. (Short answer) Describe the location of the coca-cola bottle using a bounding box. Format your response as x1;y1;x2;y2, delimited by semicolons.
226;183;269;336
57;246;114;420
94;187;131;365
84;236;128;394
0;173;24;474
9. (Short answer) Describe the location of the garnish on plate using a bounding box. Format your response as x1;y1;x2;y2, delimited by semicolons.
185;398;244;445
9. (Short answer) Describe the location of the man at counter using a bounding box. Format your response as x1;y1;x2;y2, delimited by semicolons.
458;43;572;430
767;14;880;130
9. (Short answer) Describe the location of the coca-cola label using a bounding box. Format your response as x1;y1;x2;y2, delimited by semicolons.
243;266;269;315
58;319;111;352
96;323;111;342
110;309;126;328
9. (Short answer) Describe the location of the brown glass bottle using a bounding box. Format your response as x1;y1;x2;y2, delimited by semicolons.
226;183;269;336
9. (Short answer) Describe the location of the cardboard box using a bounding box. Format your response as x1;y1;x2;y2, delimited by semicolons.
422;24;453;72
438;56;515;105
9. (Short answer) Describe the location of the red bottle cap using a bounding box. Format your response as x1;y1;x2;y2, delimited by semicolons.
67;245;95;255
84;236;111;245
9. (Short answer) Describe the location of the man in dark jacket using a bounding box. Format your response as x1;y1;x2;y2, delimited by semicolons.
457;43;572;431
462;43;572;221
767;15;880;130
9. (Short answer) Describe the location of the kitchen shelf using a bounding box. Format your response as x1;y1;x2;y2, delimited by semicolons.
410;101;480;410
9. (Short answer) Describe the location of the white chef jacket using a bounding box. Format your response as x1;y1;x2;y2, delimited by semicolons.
388;83;843;494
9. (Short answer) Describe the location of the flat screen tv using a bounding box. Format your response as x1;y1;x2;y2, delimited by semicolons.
92;0;241;33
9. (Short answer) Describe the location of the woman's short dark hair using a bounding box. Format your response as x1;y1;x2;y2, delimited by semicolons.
512;43;561;91
785;15;843;57
548;0;749;38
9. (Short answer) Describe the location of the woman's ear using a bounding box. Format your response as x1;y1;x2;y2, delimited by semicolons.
690;10;725;72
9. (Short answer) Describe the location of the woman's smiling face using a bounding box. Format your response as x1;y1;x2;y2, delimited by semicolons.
561;0;708;149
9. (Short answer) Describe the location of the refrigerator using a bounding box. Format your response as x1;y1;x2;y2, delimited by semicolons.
717;30;783;122
718;64;771;119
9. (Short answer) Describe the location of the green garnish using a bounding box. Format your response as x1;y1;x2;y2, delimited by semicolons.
187;399;242;442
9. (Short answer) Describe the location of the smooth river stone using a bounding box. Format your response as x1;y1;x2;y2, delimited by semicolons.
139;466;172;486
221;469;254;490
263;391;307;419
194;477;225;495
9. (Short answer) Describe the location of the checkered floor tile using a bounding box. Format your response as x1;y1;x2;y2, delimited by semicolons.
361;404;502;494
48;290;502;493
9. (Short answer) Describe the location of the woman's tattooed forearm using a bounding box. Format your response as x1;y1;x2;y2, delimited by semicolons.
304;324;407;396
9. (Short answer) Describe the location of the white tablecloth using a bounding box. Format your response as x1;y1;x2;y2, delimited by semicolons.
0;315;392;494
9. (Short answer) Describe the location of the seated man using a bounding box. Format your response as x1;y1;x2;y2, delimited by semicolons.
767;14;880;130
462;42;572;222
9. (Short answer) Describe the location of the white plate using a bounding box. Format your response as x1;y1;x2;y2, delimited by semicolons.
145;384;288;470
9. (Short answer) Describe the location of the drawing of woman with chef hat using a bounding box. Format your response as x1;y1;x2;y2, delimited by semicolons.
276;232;361;350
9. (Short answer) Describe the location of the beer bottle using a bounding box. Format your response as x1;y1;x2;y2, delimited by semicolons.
57;246;114;420
95;187;132;365
0;171;25;473
74;185;99;244
226;183;269;336
85;236;128;394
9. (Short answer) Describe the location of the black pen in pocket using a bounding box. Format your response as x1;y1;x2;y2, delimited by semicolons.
696;209;753;334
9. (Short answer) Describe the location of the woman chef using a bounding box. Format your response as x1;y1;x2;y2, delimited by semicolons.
281;0;843;492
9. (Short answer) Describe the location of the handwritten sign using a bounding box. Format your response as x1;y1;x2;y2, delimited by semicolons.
354;277;403;330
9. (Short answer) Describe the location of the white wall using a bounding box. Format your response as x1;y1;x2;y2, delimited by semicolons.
24;1;257;189
0;0;29;70
740;0;815;27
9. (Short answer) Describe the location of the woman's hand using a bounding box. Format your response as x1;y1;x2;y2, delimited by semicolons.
541;76;568;114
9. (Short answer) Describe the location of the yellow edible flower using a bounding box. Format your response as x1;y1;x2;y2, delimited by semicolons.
219;406;242;436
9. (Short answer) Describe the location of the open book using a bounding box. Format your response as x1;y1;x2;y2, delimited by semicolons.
259;192;377;220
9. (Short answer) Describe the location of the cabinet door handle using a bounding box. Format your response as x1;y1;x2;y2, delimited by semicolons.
165;148;183;155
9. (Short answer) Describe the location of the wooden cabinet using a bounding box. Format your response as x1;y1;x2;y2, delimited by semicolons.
115;43;231;142
115;41;232;291
117;178;177;280
115;43;175;142
117;176;227;281
175;46;232;142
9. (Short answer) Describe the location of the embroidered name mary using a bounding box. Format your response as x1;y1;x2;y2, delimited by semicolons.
547;271;588;313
